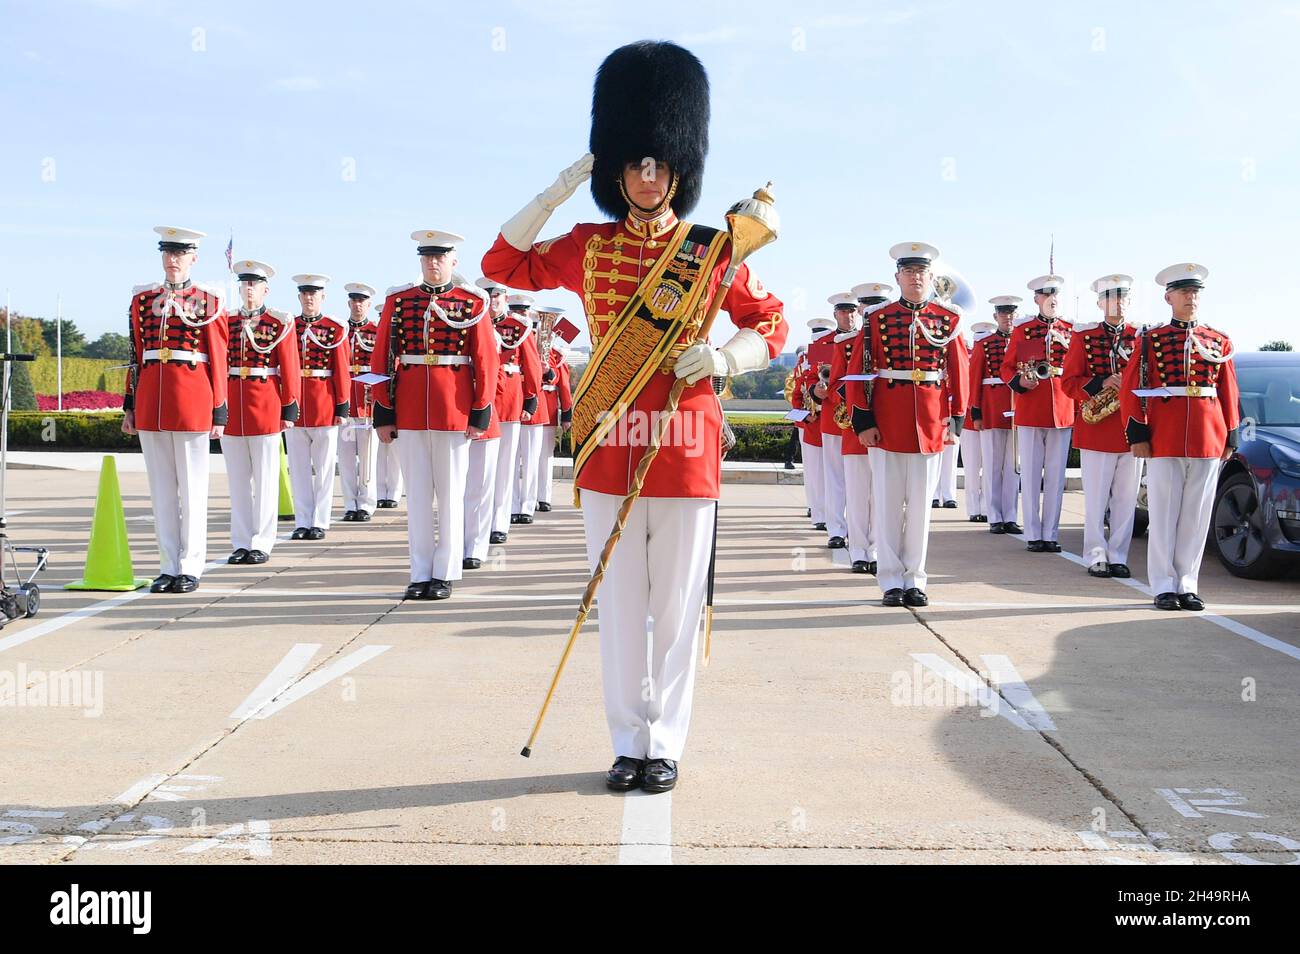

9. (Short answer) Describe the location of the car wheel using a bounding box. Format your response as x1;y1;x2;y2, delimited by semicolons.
1212;472;1286;579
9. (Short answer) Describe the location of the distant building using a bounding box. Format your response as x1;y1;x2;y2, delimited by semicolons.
773;352;799;369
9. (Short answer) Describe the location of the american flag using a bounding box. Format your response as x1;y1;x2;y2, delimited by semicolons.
225;232;233;271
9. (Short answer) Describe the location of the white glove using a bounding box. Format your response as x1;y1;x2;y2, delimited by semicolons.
500;153;594;252
673;328;771;385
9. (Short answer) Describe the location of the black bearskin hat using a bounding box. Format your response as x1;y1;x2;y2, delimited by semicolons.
589;40;710;219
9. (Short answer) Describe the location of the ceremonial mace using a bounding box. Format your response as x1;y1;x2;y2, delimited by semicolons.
520;183;780;757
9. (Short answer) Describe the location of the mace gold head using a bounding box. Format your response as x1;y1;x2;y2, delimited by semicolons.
726;182;780;266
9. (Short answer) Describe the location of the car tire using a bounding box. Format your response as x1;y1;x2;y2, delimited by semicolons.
1131;508;1148;539
1212;472;1287;579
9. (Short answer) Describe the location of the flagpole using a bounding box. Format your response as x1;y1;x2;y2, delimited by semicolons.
56;293;63;412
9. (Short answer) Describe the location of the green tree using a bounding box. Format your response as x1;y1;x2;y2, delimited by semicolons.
1259;339;1293;352
85;331;131;360
40;317;87;356
7;360;37;411
0;313;50;356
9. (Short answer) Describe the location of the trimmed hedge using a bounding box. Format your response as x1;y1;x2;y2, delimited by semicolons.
30;357;127;395
6;411;138;450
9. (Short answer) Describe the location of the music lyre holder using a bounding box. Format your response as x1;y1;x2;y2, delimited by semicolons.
0;351;49;626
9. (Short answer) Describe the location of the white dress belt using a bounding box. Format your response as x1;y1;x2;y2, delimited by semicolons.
302;369;333;378
229;366;279;378
981;377;1004;386
502;362;521;375
542;384;557;392
143;349;208;364
877;368;944;382
1161;386;1218;397
398;354;472;366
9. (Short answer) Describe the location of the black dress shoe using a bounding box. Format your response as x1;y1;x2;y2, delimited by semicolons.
489;531;508;545
1002;522;1024;535
1027;540;1046;552
1154;592;1181;611
1088;561;1111;578
814;522;826;531
605;756;645;792
307;527;326;540
510;514;522;525
931;499;941;508
228;548;251;565
851;560;869;574
943;501;958;509
1108;563;1131;578
246;550;269;564
976;515;989;523
882;588;905;607
291;527;309;540
462;557;482;570
149;574;176;593
903;587;928;607
1044;541;1062;553
989;522;1006;534
827;535;846;549
1177;593;1205;611
428;580;452;600
377;499;397;509
405;581;431;600
517;514;534;525
170;575;199;593
356;511;372;522
642;758;678;793
968;516;981;523
536;502;552;512
341;510;357;522
865;561;877;575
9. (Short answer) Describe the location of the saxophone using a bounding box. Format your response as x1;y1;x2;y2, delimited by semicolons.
1080;327;1126;424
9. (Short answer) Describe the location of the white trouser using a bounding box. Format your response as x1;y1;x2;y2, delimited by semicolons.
464;436;501;560
376;439;404;502
980;428;1019;525
1018;426;1072;541
220;433;279;554
581;490;714;761
959;428;983;517
937;441;958;503
514;423;544;516
1145;457;1218;595
138;430;210;577
398;429;470;583
870;448;942;592
338;418;378;513
285;425;338;530
1080;449;1142;566
801;436;825;526
821;433;848;539
537;425;558;505
843;453;876;563
491;421;522;534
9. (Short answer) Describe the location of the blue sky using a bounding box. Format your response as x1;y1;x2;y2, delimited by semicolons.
2;0;1298;351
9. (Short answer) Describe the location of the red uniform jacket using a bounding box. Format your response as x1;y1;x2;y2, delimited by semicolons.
494;315;539;424
845;299;968;455
1120;320;1240;459
370;281;498;432
225;308;301;437
828;328;867;455
540;347;573;426
347;320;380;419
999;315;1076;429
482;212;786;499
1062;321;1139;453
968;330;1014;431
124;281;228;431
294;315;350;427
518;331;546;426
796;336;830;448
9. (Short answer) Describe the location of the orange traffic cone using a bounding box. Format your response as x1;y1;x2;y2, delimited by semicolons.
65;455;151;591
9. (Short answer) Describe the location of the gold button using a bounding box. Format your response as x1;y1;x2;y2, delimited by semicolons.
647;240;657;249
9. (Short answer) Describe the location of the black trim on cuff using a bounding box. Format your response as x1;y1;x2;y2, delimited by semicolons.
212;403;228;427
950;415;963;436
851;407;876;433
522;396;538;417
970;407;982;422
1226;426;1240;451
281;400;300;423
469;405;492;431
1082;375;1106;397
373;403;396;428
1125;417;1152;445
560;409;572;425
334;401;349;418
1007;376;1029;394
122;394;135;411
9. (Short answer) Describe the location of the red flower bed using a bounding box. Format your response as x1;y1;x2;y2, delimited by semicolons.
36;390;124;411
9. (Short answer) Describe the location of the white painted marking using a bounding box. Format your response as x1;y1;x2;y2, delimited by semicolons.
5;809;65;818
241;644;391;720
981;654;1057;732
1156;787;1266;819
113;773;168;804
618;790;672;865
909;653;1032;730
1208;830;1300;865
179;820;272;856
0;590;151;655
228;643;321;720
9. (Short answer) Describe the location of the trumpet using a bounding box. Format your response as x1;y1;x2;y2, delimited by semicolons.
1019;359;1054;380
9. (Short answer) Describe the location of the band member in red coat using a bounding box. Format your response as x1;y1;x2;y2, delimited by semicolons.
222;259;300;566
121;226;228;593
286;274;350;541
847;242;967;608
511;303;547;525
463;276;510;569
372;230;498;600
958;321;995;523
970;297;1022;534
799;318;836;530
490;295;540;542
1000;275;1075;553
1063;274;1141;578
812;293;858;550
483;41;786;793
1121;263;1239;611
533;307;577;513
339;282;380;523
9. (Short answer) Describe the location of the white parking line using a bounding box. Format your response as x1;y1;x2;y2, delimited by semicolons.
0;590;150;655
618;790;673;865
